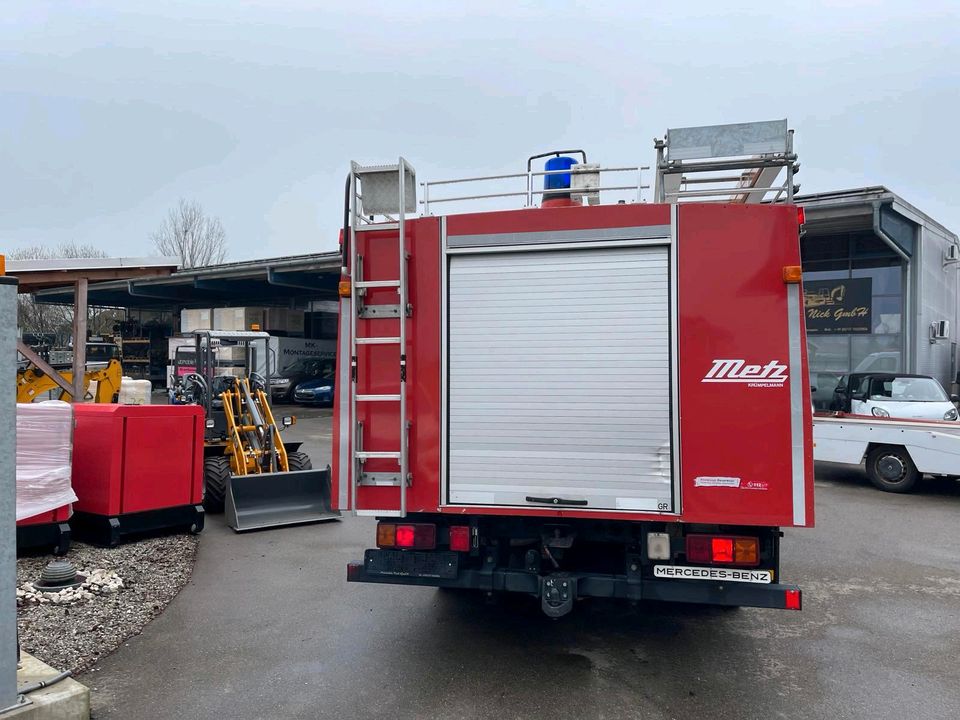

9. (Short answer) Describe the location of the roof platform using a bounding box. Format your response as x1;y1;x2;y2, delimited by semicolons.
6;256;179;293
31;252;343;309
5;255;180;401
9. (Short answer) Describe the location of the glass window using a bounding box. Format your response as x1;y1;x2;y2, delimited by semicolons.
852;231;897;258
870;377;947;402
801;235;849;264
803;266;849;281
851;335;902;372
808;335;851;374
852;265;901;295
871;295;901;334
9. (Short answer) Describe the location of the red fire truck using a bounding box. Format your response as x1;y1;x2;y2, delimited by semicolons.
334;120;814;616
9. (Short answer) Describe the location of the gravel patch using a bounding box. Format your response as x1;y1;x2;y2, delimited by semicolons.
16;534;200;674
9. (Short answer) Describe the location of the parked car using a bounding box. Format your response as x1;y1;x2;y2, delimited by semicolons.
270;358;335;403
293;376;335;406
810;371;844;412
831;373;959;421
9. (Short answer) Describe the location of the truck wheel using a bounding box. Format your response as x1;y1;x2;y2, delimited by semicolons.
203;456;231;513
866;446;919;493
287;451;313;472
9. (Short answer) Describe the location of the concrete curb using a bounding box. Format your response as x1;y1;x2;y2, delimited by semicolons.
4;653;89;719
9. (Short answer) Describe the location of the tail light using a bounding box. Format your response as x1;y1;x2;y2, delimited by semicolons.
377;522;436;550
785;589;802;610
686;534;759;566
449;525;471;552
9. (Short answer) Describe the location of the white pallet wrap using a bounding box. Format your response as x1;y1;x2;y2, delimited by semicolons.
15;401;77;521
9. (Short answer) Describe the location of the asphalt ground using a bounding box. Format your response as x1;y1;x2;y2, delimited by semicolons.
87;411;960;719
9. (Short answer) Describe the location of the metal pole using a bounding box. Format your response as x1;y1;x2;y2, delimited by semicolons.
71;278;88;402
0;274;19;710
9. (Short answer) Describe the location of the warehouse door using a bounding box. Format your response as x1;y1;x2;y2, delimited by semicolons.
446;244;673;512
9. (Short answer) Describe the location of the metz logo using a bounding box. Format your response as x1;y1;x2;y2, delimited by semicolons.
702;359;789;388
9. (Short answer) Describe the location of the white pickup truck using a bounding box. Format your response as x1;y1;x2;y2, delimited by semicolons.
813;413;960;492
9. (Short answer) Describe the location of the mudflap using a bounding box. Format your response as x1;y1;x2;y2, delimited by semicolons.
225;464;341;532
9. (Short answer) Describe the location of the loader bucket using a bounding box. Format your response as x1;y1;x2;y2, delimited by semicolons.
225;465;341;532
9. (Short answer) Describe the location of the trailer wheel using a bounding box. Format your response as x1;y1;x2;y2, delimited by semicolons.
287;451;313;472
866;445;919;493
203;456;231;513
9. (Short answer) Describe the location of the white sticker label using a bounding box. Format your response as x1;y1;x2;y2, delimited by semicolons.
694;476;741;488
654;565;772;584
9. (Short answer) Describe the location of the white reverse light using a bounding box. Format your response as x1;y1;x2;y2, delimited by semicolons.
647;532;671;560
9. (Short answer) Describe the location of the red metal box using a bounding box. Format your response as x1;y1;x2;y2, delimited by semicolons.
71;404;205;545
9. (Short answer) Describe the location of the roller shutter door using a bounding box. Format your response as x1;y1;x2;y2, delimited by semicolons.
447;244;673;511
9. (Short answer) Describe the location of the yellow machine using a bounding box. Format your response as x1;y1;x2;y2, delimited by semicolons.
220;376;296;476
174;331;338;532
16;358;123;404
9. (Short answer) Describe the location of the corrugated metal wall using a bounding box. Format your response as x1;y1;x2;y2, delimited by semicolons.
914;224;959;387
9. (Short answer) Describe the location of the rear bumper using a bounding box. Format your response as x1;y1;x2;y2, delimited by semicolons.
293;394;333;405
347;550;801;610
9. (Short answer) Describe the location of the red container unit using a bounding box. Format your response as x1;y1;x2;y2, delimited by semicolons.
16;507;72;556
70;404;205;546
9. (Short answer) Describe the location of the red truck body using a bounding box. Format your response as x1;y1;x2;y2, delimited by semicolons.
334;172;813;614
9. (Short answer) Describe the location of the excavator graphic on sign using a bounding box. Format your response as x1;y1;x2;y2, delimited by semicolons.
804;284;846;308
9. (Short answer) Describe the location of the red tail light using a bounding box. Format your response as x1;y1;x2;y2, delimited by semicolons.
449;525;470;552
797;206;805;226
711;537;734;563
377;522;436;550
685;534;760;566
395;525;416;547
686;535;711;563
785;589;802;610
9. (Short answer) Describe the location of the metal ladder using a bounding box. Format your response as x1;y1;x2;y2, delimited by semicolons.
348;159;415;517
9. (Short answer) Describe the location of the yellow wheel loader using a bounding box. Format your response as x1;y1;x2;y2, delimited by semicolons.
173;330;339;532
16;358;123;403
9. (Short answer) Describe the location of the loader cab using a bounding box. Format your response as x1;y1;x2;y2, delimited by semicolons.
175;330;275;440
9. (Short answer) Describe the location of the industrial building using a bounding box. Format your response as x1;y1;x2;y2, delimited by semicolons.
797;188;960;407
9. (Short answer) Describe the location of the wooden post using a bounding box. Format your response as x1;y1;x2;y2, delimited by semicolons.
15;341;75;397
72;278;88;402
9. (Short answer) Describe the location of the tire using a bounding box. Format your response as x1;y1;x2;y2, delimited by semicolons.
203;456;231;513
866;445;919;493
287;451;313;472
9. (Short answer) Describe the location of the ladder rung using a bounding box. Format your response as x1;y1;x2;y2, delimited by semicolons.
356;337;400;345
356;394;401;402
355;451;401;460
355;280;400;289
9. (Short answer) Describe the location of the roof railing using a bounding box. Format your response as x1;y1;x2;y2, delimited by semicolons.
420;162;651;215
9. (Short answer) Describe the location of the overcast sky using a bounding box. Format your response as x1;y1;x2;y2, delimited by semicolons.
2;1;958;262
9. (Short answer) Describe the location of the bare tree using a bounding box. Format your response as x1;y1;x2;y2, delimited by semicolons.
12;242;110;346
151;199;227;269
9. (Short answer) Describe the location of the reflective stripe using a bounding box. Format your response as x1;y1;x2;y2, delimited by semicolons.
337;298;351;510
786;283;806;525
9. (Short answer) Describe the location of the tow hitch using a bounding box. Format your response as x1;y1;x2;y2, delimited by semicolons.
541;573;576;617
